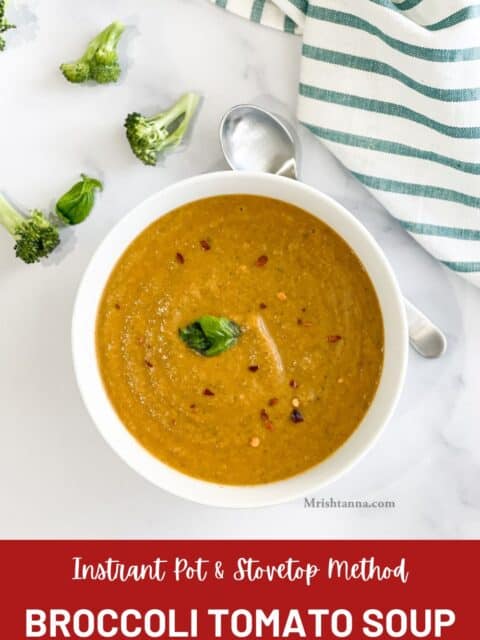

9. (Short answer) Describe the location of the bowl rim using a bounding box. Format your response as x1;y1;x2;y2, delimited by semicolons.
72;171;408;508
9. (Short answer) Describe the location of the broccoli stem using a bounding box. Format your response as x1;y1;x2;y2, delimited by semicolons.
152;93;199;142
0;193;23;236
82;21;124;61
101;21;124;50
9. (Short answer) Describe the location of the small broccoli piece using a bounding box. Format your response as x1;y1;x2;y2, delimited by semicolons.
0;0;15;52
60;21;125;84
125;93;200;166
0;193;60;263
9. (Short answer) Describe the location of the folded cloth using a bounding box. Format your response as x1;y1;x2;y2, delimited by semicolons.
210;0;480;286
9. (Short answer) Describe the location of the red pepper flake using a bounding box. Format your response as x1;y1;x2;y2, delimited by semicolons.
256;255;268;267
301;307;306;313
114;303;121;309
175;252;185;264
200;239;211;251
327;335;342;343
260;408;274;430
203;388;215;396
248;365;259;372
298;317;313;327
290;408;304;423
259;302;267;310
144;359;154;368
190;403;197;409
268;397;279;407
289;379;299;388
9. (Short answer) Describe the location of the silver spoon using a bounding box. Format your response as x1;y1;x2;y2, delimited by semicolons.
220;104;447;359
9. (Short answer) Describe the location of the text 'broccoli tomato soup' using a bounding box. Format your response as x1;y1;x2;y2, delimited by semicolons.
96;195;384;485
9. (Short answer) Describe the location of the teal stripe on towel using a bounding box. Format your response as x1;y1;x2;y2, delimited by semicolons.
394;0;423;10
367;1;480;31
400;221;480;240
284;15;296;33
369;0;403;10
251;0;266;22
352;172;480;209
428;5;480;31
215;0;228;8
306;6;480;61
441;260;480;272
301;45;480;102
302;123;480;175
289;0;308;14
299;84;480;139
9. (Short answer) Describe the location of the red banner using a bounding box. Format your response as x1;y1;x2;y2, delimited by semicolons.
3;541;476;638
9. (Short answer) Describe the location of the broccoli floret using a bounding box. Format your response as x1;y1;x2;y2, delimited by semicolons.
125;93;200;166
0;193;60;263
60;21;125;84
0;0;15;52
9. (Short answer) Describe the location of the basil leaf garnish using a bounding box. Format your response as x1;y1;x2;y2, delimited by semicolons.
56;174;102;225
179;316;242;357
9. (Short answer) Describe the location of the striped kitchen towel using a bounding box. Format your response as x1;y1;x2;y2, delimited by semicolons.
211;0;480;287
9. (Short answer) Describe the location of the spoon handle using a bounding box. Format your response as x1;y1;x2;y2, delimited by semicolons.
404;298;447;358
276;158;298;179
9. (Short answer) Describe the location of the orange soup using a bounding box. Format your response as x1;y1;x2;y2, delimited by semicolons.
96;195;384;484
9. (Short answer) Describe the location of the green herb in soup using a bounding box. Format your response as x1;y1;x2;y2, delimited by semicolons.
96;195;384;485
179;316;242;357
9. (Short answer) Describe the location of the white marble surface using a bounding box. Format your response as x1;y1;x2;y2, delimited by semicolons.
1;0;479;539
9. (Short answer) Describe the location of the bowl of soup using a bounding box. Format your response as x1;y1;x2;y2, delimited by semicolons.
72;171;408;507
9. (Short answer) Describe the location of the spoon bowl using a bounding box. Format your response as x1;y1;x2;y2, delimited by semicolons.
220;104;298;178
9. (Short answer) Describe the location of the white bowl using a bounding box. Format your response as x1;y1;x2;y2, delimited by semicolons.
72;171;408;508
